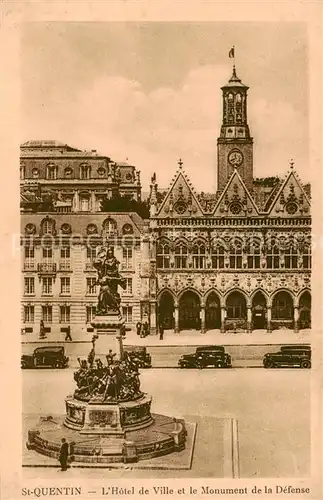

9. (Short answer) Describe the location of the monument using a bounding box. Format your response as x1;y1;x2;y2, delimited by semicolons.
26;245;187;464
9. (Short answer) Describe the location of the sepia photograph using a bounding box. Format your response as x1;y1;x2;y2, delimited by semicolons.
8;14;319;494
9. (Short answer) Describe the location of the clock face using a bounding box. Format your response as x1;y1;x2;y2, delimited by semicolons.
228;150;243;167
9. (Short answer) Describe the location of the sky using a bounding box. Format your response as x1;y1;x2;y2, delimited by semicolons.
21;22;309;192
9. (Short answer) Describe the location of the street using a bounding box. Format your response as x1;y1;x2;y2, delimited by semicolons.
22;367;310;478
21;342;296;368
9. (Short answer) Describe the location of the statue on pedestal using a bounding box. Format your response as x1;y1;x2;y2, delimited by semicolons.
93;246;127;315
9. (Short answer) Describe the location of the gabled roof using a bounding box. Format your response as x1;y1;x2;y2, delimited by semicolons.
212;168;259;216
156;164;204;218
266;167;311;217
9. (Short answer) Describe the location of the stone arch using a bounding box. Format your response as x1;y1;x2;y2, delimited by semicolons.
158;290;175;330
225;290;247;330
271;290;294;329
178;290;201;330
205;291;221;330
251;290;267;330
298;290;311;329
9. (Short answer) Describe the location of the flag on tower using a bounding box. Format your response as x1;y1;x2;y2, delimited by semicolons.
229;47;235;58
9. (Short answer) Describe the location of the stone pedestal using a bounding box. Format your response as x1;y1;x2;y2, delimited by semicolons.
91;312;125;358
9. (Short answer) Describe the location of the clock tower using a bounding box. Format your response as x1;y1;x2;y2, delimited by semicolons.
217;66;253;192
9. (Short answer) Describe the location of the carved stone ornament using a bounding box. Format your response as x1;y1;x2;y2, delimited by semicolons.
61;223;72;234
25;223;36;235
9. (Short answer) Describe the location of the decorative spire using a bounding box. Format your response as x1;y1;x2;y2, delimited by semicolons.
290;158;295;169
178;158;183;168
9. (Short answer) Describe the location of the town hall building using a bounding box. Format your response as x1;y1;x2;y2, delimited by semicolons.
148;66;311;334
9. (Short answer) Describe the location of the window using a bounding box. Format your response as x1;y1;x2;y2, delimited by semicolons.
103;218;117;236
80;164;91;179
24;277;35;295
42;305;52;323
266;245;280;269
24;247;35;270
157;242;170;269
272;292;293;319
246;241;261;269
60;246;70;270
211;245;225;269
226;292;247;319
86;305;96;323
42;277;53;295
284;245;298;269
175;243;188;269
20;166;25;180
80;196;90;212
122;247;133;270
43;247;53;260
86;246;97;269
229;242;242;269
46;163;58;180
24;305;34;323
123;278;133;295
60;277;70;295
60;305;70;323
122;306;133;323
302;244;311;269
42;220;54;235
192;242;206;269
60;247;70;259
86;277;96;295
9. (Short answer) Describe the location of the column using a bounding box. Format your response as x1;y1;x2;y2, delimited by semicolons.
220;307;226;333
174;305;179;333
200;306;205;334
150;301;157;335
247;306;252;333
267;306;272;333
294;306;299;333
90;191;96;213
73;190;79;212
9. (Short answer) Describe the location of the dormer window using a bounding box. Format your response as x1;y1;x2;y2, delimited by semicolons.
46;162;58;180
32;168;39;179
80;163;91;179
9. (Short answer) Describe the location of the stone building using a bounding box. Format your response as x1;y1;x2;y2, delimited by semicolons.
21;212;151;336
20;141;147;336
20;140;141;213
147;67;311;334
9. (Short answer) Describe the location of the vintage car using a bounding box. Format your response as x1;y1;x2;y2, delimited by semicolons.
21;346;69;369
178;346;232;369
123;345;152;368
263;345;311;369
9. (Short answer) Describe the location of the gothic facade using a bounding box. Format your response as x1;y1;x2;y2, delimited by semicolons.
147;67;311;334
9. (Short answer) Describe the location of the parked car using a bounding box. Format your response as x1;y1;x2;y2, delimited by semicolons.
263;345;311;369
280;344;311;352
124;345;152;368
21;346;69;369
178;346;232;369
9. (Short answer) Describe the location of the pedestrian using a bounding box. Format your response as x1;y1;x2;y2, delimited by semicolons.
65;326;72;341
136;321;142;336
159;320;164;340
142;321;149;338
59;438;69;471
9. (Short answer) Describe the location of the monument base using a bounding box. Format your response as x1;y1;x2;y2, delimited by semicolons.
26;412;187;464
90;312;125;356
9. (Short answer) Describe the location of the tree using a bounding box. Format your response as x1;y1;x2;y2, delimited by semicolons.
100;194;150;218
